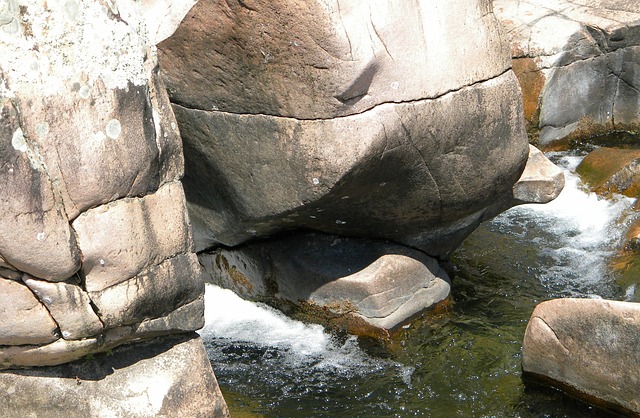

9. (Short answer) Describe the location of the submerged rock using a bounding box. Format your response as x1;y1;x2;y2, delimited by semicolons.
522;298;640;415
201;233;451;337
495;0;640;147
576;147;640;198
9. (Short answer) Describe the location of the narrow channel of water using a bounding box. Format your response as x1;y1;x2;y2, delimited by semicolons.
200;151;638;417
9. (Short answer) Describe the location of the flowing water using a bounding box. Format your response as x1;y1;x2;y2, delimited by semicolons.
200;151;639;417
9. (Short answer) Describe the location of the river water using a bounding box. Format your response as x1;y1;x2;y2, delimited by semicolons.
200;151;639;417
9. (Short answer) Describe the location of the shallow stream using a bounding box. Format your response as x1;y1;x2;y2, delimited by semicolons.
200;151;639;417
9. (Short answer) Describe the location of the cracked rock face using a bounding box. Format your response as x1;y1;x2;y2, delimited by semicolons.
522;298;640;415
0;1;227;415
159;0;533;258
495;0;640;145
0;0;205;369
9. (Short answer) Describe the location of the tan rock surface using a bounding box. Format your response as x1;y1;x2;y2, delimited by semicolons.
522;298;640;415
0;334;230;418
23;276;103;340
73;181;193;292
159;0;510;119
202;233;451;334
89;253;204;328
0;277;58;346
0;100;81;281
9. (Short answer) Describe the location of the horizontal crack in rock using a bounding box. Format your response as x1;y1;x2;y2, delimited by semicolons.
171;68;512;122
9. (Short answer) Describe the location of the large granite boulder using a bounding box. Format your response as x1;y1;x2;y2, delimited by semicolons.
495;0;640;146
0;0;226;415
158;0;550;259
522;298;640;415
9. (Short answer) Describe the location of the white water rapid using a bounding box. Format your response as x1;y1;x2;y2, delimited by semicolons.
491;152;637;299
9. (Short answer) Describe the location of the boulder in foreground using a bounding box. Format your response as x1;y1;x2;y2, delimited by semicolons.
0;334;229;418
522;298;640;415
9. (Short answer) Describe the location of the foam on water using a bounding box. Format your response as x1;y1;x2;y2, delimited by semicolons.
493;152;637;296
200;284;411;380
199;285;329;357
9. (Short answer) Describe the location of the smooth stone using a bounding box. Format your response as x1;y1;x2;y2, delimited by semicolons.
89;253;204;328
522;298;640;415
177;71;530;258
512;145;565;204
0;296;205;370
23;276;103;340
201;233;451;336
495;0;640;145
158;0;510;119
0;100;81;281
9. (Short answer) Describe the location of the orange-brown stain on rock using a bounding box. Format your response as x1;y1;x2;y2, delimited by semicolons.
512;57;545;127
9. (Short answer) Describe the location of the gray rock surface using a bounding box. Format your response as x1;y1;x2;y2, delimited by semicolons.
522;298;640;415
495;0;640;145
158;0;538;259
0;334;230;418
201;233;451;334
175;71;530;258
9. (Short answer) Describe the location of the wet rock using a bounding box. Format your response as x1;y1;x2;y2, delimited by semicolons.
89;253;204;328
610;218;640;299
0;334;230;418
495;0;640;146
22;276;103;341
158;0;538;258
73;181;193;292
201;233;451;336
576;147;640;198
522;298;640;415
0;277;58;346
